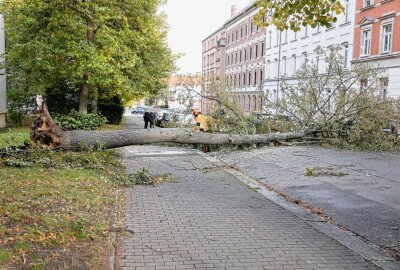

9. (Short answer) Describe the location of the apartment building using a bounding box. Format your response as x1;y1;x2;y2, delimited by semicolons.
0;13;6;128
225;4;265;113
201;27;226;114
352;0;400;99
264;0;355;102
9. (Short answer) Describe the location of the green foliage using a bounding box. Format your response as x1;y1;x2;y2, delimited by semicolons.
1;0;175;112
130;167;153;185
0;128;30;148
0;249;11;264
254;0;344;31
124;167;176;187
45;81;80;114
54;110;107;130
6;89;36;125
305;166;345;177
98;98;124;125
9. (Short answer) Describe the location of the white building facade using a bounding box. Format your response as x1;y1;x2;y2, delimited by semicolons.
0;13;6;128
264;0;355;102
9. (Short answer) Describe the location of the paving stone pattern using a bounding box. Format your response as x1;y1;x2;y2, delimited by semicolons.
119;146;378;270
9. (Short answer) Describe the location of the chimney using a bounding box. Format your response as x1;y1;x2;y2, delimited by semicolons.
231;4;238;17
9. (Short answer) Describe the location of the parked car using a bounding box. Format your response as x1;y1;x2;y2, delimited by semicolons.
131;107;145;114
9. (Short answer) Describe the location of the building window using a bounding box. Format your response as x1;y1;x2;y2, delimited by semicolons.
360;28;371;56
260;69;263;83
244;48;247;61
250;47;253;59
268;31;272;48
344;0;350;23
254;71;257;85
235;52;238;64
381;23;392;53
261;42;265;56
243;73;246;86
247;95;251;111
292;55;297;75
361;79;368;91
342;43;349;69
245;24;248;36
255;44;259;58
302;52;308;68
274;59;278;78
282;57;287;75
267;61;271;79
240;27;243;38
248;72;251;86
239;50;242;62
238;74;241;87
380;78;388;100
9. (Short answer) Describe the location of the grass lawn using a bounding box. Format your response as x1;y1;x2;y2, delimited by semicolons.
0;127;124;269
0;127;30;148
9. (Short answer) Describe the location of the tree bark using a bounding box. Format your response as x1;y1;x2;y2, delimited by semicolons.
31;97;308;150
79;72;89;114
79;1;95;114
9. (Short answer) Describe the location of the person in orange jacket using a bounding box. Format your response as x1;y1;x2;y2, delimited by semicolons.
192;108;209;153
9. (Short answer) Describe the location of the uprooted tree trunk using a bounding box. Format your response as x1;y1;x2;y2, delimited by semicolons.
30;96;310;150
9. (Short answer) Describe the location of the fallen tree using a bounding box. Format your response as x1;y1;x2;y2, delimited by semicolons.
30;96;309;150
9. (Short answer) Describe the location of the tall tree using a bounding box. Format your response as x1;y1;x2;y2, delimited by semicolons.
1;0;175;113
254;0;344;31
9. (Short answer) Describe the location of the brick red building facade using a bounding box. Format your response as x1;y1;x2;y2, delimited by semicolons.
225;4;265;113
353;0;400;98
201;27;226;114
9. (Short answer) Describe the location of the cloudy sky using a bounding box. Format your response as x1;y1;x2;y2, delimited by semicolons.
161;0;252;75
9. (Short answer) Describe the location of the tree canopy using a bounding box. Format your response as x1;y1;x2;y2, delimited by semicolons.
1;0;175;113
254;0;344;31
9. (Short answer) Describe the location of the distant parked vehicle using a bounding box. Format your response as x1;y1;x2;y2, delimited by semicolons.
131;107;145;114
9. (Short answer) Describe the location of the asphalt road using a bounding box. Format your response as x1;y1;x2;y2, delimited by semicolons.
215;146;400;260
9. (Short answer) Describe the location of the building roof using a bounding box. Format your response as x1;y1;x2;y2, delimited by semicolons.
202;2;257;42
169;76;202;86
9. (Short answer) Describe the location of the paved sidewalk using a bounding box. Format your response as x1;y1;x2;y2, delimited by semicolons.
119;145;378;270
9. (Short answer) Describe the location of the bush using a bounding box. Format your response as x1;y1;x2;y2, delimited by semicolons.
45;82;80;114
7;90;36;126
98;97;124;125
54;110;107;130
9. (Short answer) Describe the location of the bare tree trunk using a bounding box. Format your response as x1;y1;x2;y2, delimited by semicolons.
79;72;90;114
53;129;307;150
30;98;309;150
79;1;94;114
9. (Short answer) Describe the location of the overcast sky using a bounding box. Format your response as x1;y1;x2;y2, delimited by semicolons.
161;0;252;75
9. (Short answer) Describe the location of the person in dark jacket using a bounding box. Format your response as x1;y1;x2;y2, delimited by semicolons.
143;112;157;129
